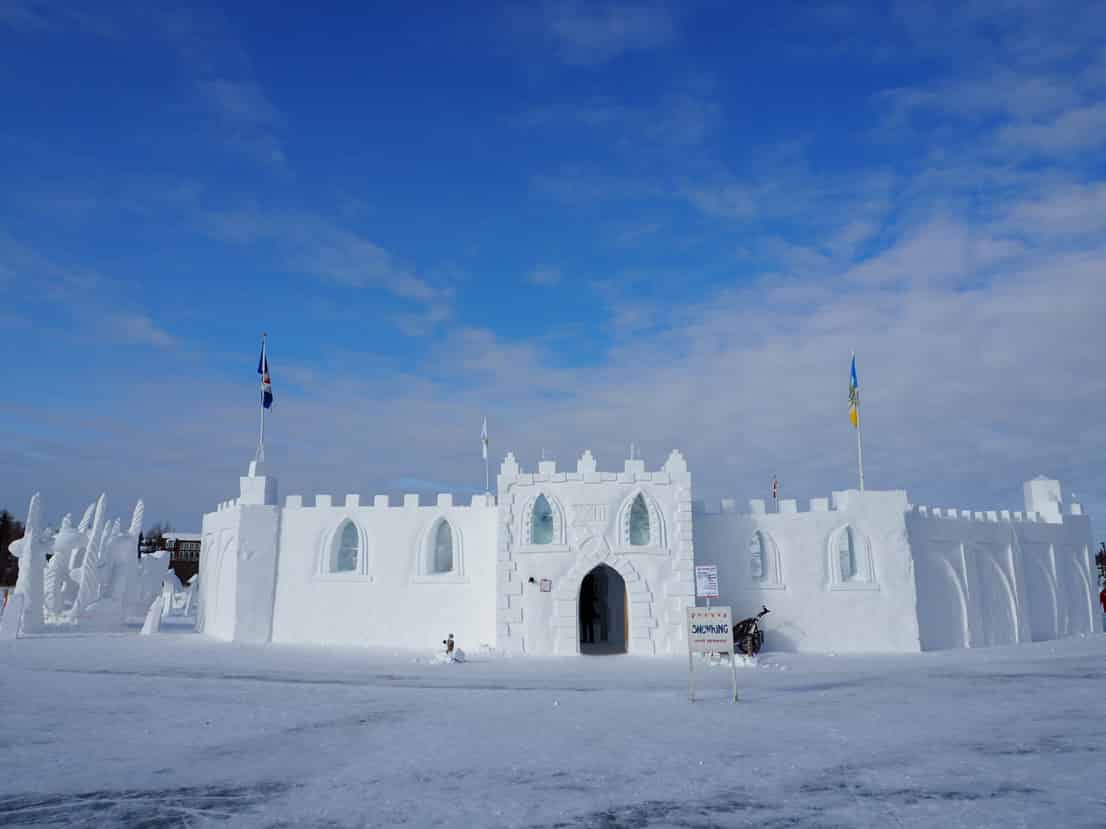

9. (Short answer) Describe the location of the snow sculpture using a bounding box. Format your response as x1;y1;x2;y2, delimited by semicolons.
131;551;171;619
3;492;153;635
71;497;149;630
8;494;51;634
140;595;165;635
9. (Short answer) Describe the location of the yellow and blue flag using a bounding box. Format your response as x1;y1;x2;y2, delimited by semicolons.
848;355;859;428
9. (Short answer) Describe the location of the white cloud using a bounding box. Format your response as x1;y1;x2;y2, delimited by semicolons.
203;208;450;329
526;265;562;286
102;312;175;348
544;1;677;64
996;102;1106;154
1007;182;1106;236
201;79;277;124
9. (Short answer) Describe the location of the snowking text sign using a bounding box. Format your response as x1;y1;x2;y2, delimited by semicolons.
686;605;738;703
687;606;732;652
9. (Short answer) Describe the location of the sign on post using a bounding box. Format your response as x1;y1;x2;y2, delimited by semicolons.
686;605;738;703
694;565;719;600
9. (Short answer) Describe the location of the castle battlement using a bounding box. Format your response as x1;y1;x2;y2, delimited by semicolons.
906;500;1084;524
692;488;905;517
282;492;497;510
496;449;691;488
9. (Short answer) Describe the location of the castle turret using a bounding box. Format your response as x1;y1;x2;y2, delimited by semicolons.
199;459;281;643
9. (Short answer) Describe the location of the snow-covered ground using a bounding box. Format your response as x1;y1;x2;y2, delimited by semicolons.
2;633;1106;828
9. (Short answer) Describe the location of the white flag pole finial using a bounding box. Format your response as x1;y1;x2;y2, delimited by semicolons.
481;417;490;494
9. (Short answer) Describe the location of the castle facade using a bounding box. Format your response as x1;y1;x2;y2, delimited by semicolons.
198;452;1097;654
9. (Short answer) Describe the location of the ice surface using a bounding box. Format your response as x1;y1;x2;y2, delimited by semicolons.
2;633;1105;827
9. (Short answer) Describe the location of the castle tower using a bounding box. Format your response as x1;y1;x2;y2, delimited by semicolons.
199;459;281;643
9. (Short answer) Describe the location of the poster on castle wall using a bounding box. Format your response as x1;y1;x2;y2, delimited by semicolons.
686;606;732;653
694;565;719;599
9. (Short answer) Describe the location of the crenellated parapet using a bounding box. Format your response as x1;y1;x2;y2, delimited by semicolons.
280;492;497;510
496;448;692;494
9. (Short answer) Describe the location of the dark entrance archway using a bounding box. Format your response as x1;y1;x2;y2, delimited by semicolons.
579;564;627;654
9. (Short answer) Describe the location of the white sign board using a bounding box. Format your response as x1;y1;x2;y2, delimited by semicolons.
687;606;732;652
686;605;738;703
694;565;719;599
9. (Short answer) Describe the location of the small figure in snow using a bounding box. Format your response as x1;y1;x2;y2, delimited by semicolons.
1099;586;1106;616
441;633;465;663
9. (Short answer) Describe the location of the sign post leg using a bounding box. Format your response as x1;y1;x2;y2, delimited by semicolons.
730;652;739;703
688;649;695;703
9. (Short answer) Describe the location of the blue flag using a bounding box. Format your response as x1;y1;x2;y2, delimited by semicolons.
258;346;273;409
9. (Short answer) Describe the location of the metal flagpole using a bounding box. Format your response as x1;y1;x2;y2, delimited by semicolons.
856;409;866;492
257;332;267;463
850;352;865;492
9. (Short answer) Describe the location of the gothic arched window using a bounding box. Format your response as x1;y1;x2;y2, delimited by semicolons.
838;526;858;582
331;521;359;573
750;532;766;581
628;494;650;546
432;519;454;574
532;494;554;545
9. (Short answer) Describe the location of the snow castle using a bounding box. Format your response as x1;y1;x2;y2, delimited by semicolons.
199;454;1097;655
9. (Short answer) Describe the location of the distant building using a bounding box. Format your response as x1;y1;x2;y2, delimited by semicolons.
163;532;201;582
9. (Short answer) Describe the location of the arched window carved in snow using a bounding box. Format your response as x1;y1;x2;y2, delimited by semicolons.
629;494;650;546
747;530;784;589
332;521;360;573
532;494;554;545
319;520;369;578
828;525;877;590
415;517;465;582
838;527;858;581
432;519;454;574
616;490;664;551
750;532;766;580
519;491;566;551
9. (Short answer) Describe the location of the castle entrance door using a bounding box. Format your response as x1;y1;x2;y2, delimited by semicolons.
579;564;627;654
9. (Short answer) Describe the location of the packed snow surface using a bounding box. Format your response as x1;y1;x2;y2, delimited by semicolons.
2;633;1106;827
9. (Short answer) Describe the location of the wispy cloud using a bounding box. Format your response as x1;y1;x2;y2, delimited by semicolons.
513;0;681;65
512;88;720;146
101;312;175;349
0;0;120;38
201;78;278;125
204;207;451;329
0;234;174;349
526;265;562;286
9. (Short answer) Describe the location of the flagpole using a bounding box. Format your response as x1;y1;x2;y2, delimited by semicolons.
849;352;865;492
482;418;490;495
856;412;865;492
855;391;865;494
257;332;267;464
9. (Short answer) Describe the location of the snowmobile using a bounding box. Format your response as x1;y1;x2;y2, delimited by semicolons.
733;606;770;656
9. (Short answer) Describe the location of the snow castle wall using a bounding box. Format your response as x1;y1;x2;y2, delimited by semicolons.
268;491;498;649
905;483;1096;650
693;489;921;653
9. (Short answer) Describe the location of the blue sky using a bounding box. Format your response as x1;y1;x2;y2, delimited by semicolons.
2;1;1105;533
